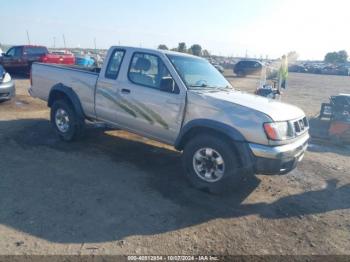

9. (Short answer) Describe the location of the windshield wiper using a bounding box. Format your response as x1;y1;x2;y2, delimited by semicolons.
189;84;209;88
217;85;233;90
189;84;233;90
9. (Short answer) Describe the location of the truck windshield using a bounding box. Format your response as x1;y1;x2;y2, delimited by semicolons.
167;54;232;90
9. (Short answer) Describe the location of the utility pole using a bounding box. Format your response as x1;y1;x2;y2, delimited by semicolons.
94;37;97;54
62;34;67;51
53;37;56;48
26;30;31;45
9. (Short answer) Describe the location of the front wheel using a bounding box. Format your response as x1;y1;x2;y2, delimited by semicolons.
50;99;84;141
182;134;243;194
236;71;245;77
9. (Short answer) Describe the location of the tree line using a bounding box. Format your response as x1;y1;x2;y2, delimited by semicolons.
158;43;210;57
324;50;348;64
157;44;349;64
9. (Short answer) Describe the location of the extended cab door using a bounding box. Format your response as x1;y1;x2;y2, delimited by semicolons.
117;51;186;144
95;48;126;123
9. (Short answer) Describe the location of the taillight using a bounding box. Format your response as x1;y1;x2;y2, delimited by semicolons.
39;55;47;62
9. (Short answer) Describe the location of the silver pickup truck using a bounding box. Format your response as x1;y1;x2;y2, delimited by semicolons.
30;46;309;193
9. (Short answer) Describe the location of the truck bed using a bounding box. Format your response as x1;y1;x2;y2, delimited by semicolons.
30;62;99;118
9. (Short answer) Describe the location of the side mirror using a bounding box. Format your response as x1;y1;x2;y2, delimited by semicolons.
160;77;179;94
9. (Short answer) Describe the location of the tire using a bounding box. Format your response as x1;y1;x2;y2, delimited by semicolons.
182;134;243;194
235;70;243;77
50;99;84;141
238;71;246;77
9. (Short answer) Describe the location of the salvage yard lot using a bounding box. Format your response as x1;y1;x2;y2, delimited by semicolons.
0;72;349;255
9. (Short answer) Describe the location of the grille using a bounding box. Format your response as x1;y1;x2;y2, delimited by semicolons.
293;117;309;135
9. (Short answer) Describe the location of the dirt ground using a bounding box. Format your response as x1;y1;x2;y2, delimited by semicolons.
0;72;349;255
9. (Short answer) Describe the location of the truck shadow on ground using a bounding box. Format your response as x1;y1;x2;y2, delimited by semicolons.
0;119;349;243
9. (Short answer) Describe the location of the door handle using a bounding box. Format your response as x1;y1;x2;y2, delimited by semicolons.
121;88;131;94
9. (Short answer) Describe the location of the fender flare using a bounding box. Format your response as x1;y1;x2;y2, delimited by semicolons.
175;119;254;171
175;119;246;148
48;83;85;119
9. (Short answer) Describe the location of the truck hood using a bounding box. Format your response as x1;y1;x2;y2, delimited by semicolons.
193;89;305;121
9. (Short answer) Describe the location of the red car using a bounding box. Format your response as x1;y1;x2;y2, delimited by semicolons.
0;45;49;74
39;51;75;65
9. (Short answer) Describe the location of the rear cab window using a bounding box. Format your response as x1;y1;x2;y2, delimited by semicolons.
105;49;125;79
24;46;48;56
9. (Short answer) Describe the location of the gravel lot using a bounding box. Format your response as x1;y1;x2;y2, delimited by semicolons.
0;72;349;255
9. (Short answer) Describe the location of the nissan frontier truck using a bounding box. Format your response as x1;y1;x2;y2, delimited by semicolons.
29;46;309;194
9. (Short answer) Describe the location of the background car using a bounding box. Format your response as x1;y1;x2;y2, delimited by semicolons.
212;63;225;73
39;50;76;65
75;54;96;67
0;45;48;74
289;64;308;73
0;65;15;102
234;60;264;77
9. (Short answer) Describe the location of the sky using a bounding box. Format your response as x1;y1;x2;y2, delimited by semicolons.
1;0;349;60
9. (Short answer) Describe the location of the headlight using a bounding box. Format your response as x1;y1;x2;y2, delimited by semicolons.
263;121;294;140
2;73;11;83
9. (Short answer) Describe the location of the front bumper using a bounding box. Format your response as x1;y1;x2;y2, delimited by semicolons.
248;134;309;175
0;80;15;100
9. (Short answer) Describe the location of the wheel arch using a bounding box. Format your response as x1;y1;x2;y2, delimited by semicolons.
48;84;85;119
175;119;254;170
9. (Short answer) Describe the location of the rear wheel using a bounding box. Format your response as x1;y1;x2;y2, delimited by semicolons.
50;99;84;141
182;134;243;194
